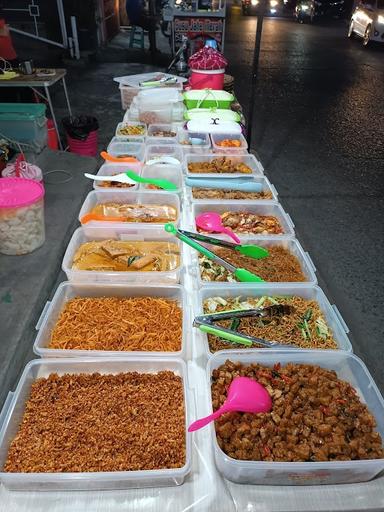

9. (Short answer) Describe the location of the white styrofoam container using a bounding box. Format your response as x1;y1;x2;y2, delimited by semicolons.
194;284;352;357
145;144;184;165
185;175;278;204
105;140;145;162
62;227;184;284
177;129;211;155
79;189;181;232
0;357;191;490
189;201;295;239
207;350;384;485
140;163;184;194
190;236;316;287
115;121;147;139
93;162;142;190
211;133;248;155
184;153;264;178
33;282;189;360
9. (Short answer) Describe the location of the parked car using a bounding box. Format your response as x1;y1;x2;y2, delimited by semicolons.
348;0;384;45
295;0;316;22
242;0;282;15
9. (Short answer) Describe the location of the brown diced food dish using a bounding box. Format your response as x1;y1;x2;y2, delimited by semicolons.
151;130;176;138
212;360;384;462
199;246;305;283
203;296;338;351
192;188;273;200
4;371;186;472
188;157;252;174
221;212;283;235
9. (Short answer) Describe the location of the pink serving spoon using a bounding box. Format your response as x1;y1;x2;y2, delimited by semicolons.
195;212;241;244
188;376;272;432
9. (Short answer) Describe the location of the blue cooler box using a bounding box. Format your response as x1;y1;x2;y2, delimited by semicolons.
0;103;47;152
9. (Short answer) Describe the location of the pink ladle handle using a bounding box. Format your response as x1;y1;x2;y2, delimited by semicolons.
221;227;241;244
188;407;226;432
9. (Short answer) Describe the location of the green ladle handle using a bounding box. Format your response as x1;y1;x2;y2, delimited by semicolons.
199;325;253;347
165;223;217;260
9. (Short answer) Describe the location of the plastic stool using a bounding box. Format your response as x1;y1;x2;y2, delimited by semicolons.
129;26;144;49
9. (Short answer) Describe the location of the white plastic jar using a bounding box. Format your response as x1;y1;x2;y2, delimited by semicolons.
0;177;45;255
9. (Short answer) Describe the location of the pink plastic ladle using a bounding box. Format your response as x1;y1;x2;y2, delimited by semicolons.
195;212;241;244
188;376;272;432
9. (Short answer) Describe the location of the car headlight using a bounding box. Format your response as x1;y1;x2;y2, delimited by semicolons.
377;14;384;24
251;0;259;5
270;0;278;7
301;4;309;9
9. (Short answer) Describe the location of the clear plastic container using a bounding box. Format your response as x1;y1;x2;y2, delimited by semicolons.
105;140;145;162
107;135;143;148
185;153;264;178
33;282;189;359
0;178;45;255
140;163;183;193
186;175;278;203
191;236;317;288
145;144;184;165
79;189;180;232
177;129;211;155
138;88;182;104
211;133;248;155
0;357;191;490
93;162;142;190
147;124;178;144
207;350;384;485
0;103;47;153
62;227;183;284
195;284;352;357
138;104;173;124
191;201;295;239
115;121;147;139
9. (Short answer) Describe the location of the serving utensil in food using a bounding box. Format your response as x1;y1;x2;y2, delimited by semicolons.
100;151;139;163
188;376;272;432
164;223;263;283
194;305;297;348
186;177;263;192
84;171;177;191
177;229;269;259
195;211;241;244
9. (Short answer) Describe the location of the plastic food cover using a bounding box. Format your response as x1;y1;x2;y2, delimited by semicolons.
188;47;228;71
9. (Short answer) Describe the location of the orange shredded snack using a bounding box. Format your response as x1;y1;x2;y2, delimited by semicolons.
49;297;182;352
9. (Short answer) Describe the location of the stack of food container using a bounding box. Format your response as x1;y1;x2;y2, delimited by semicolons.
0;71;383;510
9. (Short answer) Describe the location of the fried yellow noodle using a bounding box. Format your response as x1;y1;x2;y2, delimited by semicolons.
50;297;182;352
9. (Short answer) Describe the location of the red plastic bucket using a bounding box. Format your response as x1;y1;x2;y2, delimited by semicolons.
67;130;98;157
189;68;225;90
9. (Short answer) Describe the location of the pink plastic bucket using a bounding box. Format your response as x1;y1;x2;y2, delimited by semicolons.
189;68;225;90
67;130;98;157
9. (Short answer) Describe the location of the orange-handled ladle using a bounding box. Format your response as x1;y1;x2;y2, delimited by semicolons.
100;151;139;163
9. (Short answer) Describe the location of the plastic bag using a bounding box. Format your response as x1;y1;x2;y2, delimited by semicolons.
62;115;99;141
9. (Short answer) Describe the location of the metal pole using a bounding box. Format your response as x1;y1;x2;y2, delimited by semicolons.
246;0;267;148
70;16;81;60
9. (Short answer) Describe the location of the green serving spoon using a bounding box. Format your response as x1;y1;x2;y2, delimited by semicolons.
165;223;264;283
125;169;178;191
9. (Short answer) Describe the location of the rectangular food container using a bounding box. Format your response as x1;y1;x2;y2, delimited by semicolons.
191;236;317;288
78;189;181;233
207;350;384;485
145;144;184;165
62;227;184;284
183;90;234;110
177;129;211;155
185;154;264;178
194;284;352;358
147;124;179;144
140;162;184;194
33;282;189;360
0;357;191;490
93;162;142;190
105;140;145;162
138;104;173;124
185;175;278;204
115;121;147;139
190;201;295;239
0;103;47;153
211;133;248;155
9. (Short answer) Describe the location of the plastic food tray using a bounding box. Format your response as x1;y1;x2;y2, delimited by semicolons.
185;175;278;204
0;357;191;491
190;201;295;239
78;189;181;233
211;133;248;155
105;140;145;162
140;162;184;194
62;227;184;284
115;121;147;139
33;282;189;360
177;129;211;155
185;153;264;178
146;124;179;144
138;104;173;124
183;90;234;110
145;144;184;165
93;162;143;190
207;350;384;485
194;284;352;357
190;236;316;288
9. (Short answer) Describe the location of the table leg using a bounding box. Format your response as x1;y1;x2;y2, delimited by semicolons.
45;84;63;150
61;76;73;118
